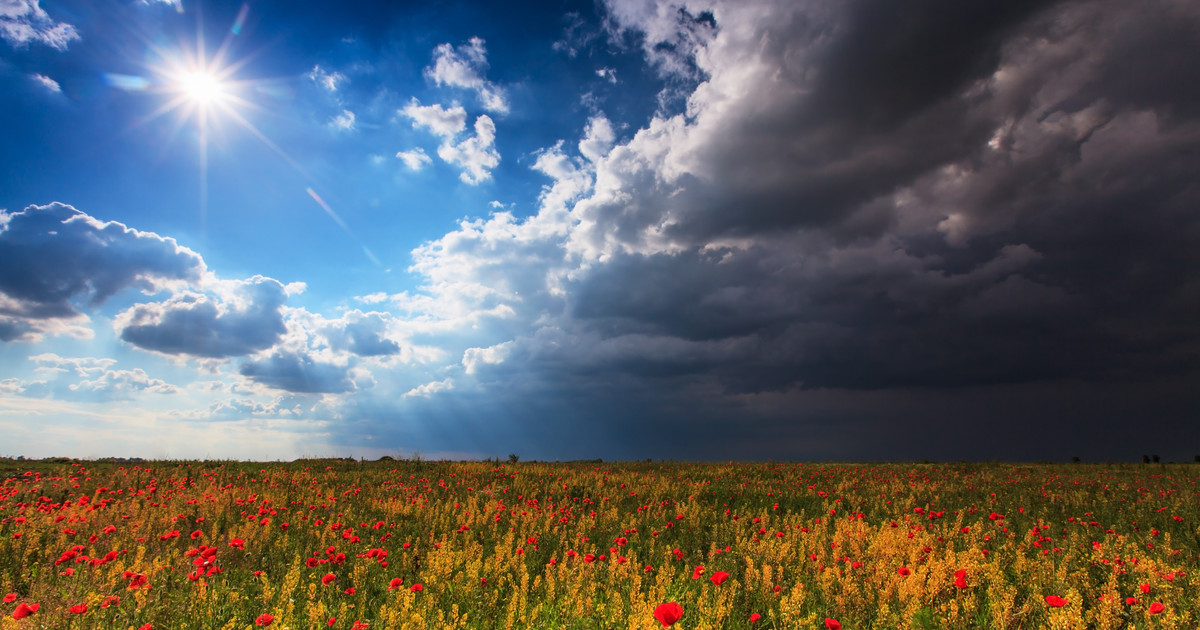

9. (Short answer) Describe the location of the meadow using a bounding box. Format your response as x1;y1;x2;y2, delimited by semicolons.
0;458;1196;629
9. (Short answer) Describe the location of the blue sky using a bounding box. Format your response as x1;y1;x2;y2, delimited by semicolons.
2;0;1199;462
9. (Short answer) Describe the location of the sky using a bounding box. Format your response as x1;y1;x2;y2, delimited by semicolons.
1;0;1198;462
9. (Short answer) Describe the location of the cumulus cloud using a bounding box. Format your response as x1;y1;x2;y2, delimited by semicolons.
0;0;79;50
426;37;508;114
0;203;205;342
402;99;500;184
403;377;454;398
395;147;432;171
436;114;499;185
238;350;356;394
320;310;401;357
115;276;289;358
402;100;467;138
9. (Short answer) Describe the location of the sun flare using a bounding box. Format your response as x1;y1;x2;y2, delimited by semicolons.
176;71;226;104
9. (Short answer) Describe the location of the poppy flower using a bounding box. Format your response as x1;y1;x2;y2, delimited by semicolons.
322;573;336;585
70;604;87;614
388;578;403;590
255;613;274;626
1149;602;1165;614
190;530;203;539
710;571;730;585
410;584;423;592
750;613;762;623
954;569;968;589
897;567;911;577
351;621;369;630
1126;597;1139;605
344;587;356;595
1046;595;1068;607
3;594;15;603
653;602;683;628
101;596;120;608
139;625;152;630
824;619;841;630
1140;583;1150;594
692;566;706;579
12;602;39;619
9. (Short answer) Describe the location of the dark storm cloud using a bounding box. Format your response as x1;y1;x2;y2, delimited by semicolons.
238;351;356;394
117;277;289;358
0;202;204;337
553;0;1200;395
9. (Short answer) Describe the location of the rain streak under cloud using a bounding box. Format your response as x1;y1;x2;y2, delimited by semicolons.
1;0;1198;462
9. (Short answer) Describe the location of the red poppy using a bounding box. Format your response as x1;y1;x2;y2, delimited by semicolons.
70;604;87;614
897;567;911;577
322;573;336;585
1139;583;1150;594
1126;597;1139;605
824;619;841;630
344;587;356;595
1046;595;1067;607
692;566;705;579
388;578;403;590
139;625;152;630
190;530;203;539
12;603;39;619
2;594;15;603
351;621;369;630
1149;602;1165;614
750;613;762;623
954;569;968;589
255;613;274;626
101;596;120;608
710;571;730;585
653;602;683;628
410;584;423;592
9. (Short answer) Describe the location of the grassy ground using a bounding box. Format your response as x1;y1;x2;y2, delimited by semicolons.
1;458;1196;629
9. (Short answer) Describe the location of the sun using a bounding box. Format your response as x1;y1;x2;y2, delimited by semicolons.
176;71;227;105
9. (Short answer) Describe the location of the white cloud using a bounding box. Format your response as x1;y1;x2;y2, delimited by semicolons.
307;65;346;92
596;67;618;83
0;0;79;50
437;115;500;185
30;73;59;92
402;100;500;184
402;99;467;139
426;37;508;114
396;147;432;171
331;109;356;130
462;342;512;374
70;368;180;399
402;377;454;398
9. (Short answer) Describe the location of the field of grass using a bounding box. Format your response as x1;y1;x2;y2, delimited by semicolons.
1;458;1196;629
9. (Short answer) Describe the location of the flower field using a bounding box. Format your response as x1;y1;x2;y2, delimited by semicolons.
1;459;1197;629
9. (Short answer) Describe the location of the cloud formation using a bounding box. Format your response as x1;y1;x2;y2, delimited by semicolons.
0;203;204;342
426;37;508;114
376;0;1200;458
0;0;79;50
115;276;290;359
402;99;500;184
238;350;356;394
